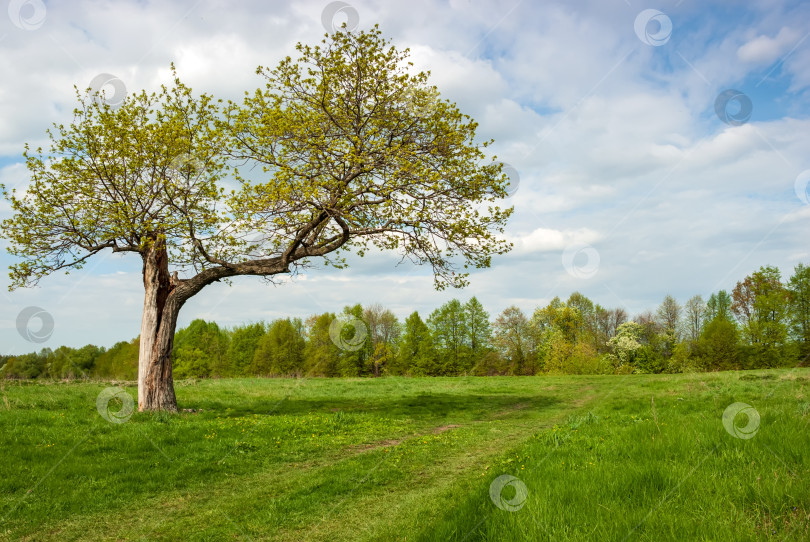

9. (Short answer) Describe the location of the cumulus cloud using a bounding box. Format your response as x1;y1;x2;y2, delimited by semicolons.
737;27;799;64
507;227;602;255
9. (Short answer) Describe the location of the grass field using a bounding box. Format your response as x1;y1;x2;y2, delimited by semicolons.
1;370;808;541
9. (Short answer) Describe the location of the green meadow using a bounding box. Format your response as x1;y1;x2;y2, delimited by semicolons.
1;370;808;541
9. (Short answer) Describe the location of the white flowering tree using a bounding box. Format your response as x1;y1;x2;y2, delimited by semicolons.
607;321;643;373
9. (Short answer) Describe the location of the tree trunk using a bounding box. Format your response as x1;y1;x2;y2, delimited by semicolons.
137;237;179;412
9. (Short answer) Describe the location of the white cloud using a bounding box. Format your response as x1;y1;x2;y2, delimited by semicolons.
507;227;602;255
737;27;799;64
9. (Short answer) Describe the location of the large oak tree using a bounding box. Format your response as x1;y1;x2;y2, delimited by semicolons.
1;27;513;411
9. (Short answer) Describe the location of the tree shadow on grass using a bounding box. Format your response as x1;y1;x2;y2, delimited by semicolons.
187;392;561;422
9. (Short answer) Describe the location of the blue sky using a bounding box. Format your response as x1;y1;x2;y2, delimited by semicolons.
1;0;809;354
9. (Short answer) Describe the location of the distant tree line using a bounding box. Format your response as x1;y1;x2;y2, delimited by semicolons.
3;263;809;380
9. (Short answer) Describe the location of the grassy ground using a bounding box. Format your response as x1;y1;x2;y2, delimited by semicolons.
0;370;808;541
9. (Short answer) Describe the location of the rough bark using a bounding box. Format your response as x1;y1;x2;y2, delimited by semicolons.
137;237;178;412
